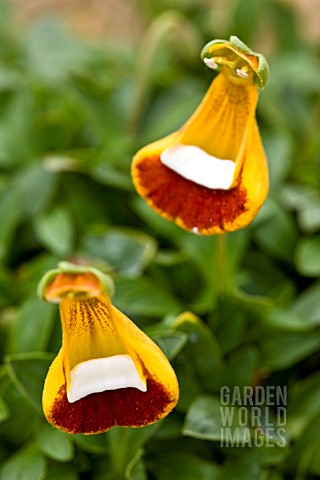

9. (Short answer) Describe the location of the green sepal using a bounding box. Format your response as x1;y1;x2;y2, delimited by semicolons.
255;52;270;89
229;35;255;56
37;261;115;301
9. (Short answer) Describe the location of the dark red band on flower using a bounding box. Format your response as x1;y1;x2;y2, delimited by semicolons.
135;156;247;232
50;378;172;434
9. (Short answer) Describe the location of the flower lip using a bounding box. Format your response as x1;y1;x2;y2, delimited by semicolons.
201;35;269;89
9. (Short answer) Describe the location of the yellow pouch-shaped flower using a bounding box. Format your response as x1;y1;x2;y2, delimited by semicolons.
38;262;179;435
132;36;269;235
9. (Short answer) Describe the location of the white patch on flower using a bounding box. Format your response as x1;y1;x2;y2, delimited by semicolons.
160;144;235;190
67;354;146;403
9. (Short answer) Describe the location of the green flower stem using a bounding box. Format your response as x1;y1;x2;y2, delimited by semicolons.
128;11;202;134
216;234;228;294
107;427;131;480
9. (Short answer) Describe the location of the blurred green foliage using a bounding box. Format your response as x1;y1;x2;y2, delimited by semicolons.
0;0;320;478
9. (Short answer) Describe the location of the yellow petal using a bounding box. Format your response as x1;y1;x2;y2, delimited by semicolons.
230;118;269;231
111;304;179;406
179;71;258;165
59;295;129;375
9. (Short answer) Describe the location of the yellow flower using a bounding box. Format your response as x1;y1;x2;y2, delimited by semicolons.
132;36;269;235
38;262;179;435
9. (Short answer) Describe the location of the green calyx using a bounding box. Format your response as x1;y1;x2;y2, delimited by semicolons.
255;53;270;90
229;35;255;56
201;35;269;90
37;261;115;301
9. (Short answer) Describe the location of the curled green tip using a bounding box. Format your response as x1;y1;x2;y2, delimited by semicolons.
201;35;269;90
200;38;225;62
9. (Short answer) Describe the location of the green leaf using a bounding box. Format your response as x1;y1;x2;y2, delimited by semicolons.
183;395;226;441
44;464;78;480
0;395;9;423
184;394;288;453
73;434;109;454
16;253;60;298
125;449;147;480
270;51;320;94
173;312;222;390
253;199;299;262
220;348;259;388
149;330;188;360
36;422;75;462
34;207;74;256
14;163;57;217
260;333;320;370
131;197;186;243
0;382;43;444
263;472;284;480
219;462;263;480
0;187;22;260
107;424;161;479
298;201;320;234
263;309;310;332
286;371;320;438
280;184;317;211
114;278;182;317
287;415;320;476
152;416;184;441
282;185;320;234
0;67;21;92
169;313;222;411
219;443;288;477
232;289;273;315
0;91;34;167
177;234;217;287
7;298;56;354
5;352;53;413
264;132;293;186
24;20;92;84
240;252;295;302
149;452;220;480
214;312;247;354
141;81;204;144
293;281;320;325
0;444;46;480
91;163;134;191
0;265;17;308
82;228;157;278
295;236;320;277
